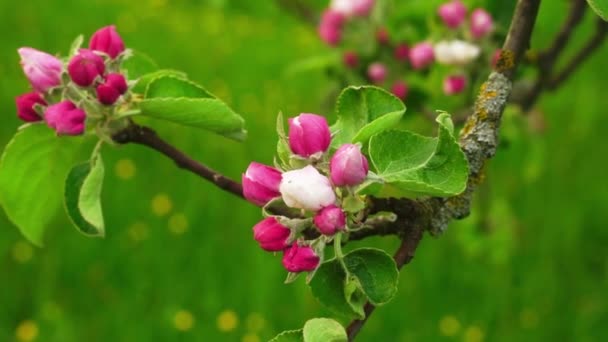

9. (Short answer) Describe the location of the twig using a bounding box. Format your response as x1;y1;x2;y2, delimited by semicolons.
548;18;608;89
112;123;244;198
274;0;317;25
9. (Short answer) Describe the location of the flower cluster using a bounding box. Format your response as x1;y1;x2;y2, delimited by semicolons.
316;0;496;100
15;26;129;136
243;113;370;277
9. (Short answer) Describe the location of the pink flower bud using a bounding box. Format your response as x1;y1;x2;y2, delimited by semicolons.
253;217;291;252
343;51;359;68
491;49;502;68
470;9;494;39
282;242;320;272
280;165;336;211
367;62;387;84
438;0;467;28
17;47;63;93
313;205;346;236
96;73;128;105
443;75;467;95
288;113;331;157
394;43;410;62
330;144;369;186
409;42;435;69
318;10;345;46
89;25;125;59
15;92;46;122
44;101;86;136
391;80;409;100
376;27;390;45
331;0;375;17
68;49;106;87
242;162;282;206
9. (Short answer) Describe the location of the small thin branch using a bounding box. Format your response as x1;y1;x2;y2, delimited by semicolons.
274;0;317;26
548;18;608;89
112;123;244;199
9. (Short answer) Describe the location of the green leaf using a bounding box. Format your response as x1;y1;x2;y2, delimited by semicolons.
367;113;468;198
138;76;247;141
269;329;304;342
120;50;159;80
145;75;214;99
0;124;83;245
309;258;366;319
130;69;188;94
275;112;291;168
303;318;347;342
331;86;406;147
64;155;105;237
343;248;399;305
68;34;84;56
587;0;608;21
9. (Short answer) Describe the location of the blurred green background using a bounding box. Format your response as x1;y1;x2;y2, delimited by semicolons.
1;0;607;341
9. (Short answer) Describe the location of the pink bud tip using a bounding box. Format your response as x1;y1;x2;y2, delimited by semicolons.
253;217;291;252
68;49;106;87
15;92;46;122
318;10;345;46
394;43;410;62
352;0;375;16
391;80;409;100
282;242;320;273
438;0;467;28
443;75;467;95
470;8;494;39
343;51;359;68
376;28;390;45
491;49;502;68
89;25;126;59
17;47;63;93
409;42;435;69
367;62;387;84
45;101;86;136
242;162;282;206
313;205;346;236
96;73;128;105
330;144;369;186
288;113;331;157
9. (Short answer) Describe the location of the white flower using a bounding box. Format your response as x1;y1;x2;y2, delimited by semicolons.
280;165;336;211
434;40;481;66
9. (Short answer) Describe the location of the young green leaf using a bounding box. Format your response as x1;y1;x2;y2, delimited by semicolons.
138;76;246;141
120;50;159;80
64;155;105;237
366;113;468;198
0;124;83;245
269;329;304;342
130;69;188;95
587;0;608;21
343;248;399;305
303;318;347;342
331;86;406;147
309;258;366;319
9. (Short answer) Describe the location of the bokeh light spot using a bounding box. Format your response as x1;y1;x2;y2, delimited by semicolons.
173;310;195;331
115;159;136;180
242;333;260;342
15;320;38;342
463;325;485;342
128;222;149;242
439;315;461;337
151;193;173;217
12;241;34;263
245;312;265;332
168;213;189;235
217;310;239;332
